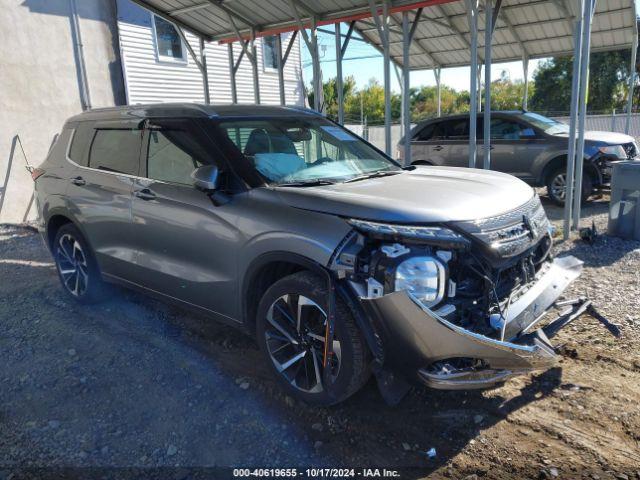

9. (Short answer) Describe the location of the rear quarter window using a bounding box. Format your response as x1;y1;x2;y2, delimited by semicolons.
68;122;94;166
88;129;141;176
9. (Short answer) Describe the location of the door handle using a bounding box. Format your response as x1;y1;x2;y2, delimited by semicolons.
134;188;156;201
71;176;85;186
432;145;444;151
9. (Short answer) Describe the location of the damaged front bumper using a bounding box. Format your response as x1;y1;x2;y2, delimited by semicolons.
360;256;587;390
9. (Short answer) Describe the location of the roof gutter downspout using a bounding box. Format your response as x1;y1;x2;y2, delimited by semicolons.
69;0;92;111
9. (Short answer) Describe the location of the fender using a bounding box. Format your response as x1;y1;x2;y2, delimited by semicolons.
241;250;383;363
536;152;603;186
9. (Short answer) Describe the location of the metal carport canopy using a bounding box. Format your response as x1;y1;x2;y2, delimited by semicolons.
130;0;635;68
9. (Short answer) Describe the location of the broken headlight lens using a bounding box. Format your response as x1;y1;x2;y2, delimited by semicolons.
598;145;627;160
394;256;445;307
348;219;470;248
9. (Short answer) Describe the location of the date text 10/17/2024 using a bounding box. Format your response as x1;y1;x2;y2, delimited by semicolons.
233;468;402;478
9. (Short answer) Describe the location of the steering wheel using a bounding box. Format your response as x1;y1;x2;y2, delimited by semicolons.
311;156;333;166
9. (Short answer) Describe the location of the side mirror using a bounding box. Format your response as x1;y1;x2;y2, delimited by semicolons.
191;165;220;191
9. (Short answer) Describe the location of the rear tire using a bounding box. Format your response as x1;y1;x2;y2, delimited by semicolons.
256;271;370;406
546;167;593;206
52;223;110;304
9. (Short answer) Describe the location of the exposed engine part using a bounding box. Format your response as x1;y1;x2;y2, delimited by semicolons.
381;243;410;258
366;277;384;299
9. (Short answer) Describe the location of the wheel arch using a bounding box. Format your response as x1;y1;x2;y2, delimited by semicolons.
44;210;83;251
241;252;328;333
241;251;383;364
540;154;601;186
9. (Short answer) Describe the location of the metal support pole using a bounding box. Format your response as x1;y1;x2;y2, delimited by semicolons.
402;11;412;166
335;23;345;124
435;68;442;117
483;0;492;170
563;14;584;240
276;34;286;105
227;43;238;104
199;37;210;104
311;21;322;112
626;30;638;134
288;0;322;113
466;0;479;168
573;0;596;230
522;54;529;110
250;31;260;104
383;1;392;156
477;65;482;112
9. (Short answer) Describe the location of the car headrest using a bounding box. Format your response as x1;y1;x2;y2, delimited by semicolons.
244;129;270;156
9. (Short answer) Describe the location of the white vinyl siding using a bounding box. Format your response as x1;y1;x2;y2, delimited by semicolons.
117;0;304;106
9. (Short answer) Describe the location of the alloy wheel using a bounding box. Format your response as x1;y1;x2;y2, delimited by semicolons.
264;294;341;394
550;173;567;201
55;233;89;297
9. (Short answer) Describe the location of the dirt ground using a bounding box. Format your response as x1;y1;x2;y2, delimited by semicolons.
1;195;639;479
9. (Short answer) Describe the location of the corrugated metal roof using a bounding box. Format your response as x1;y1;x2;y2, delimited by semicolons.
130;0;637;70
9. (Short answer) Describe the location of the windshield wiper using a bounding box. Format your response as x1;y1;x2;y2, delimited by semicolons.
278;179;336;187
343;170;402;183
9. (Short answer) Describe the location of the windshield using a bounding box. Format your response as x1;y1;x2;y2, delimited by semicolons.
217;117;400;185
516;112;570;135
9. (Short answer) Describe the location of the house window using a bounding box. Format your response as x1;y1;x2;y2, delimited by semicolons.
262;35;278;71
152;15;186;62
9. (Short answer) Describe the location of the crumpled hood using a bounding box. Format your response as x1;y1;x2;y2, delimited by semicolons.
274;166;535;223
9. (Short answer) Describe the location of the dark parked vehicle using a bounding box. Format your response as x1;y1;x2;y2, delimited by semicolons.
35;104;588;405
399;111;639;204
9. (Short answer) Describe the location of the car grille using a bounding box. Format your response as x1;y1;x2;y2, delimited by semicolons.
453;195;550;258
622;142;636;158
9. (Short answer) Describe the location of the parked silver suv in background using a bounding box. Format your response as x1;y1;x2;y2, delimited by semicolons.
34;104;590;406
399;111;639;204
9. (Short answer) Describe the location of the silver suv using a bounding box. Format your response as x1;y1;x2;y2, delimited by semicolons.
34;104;588;406
399;111;638;204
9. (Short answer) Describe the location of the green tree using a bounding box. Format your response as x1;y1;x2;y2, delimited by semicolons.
308;75;357;118
343;78;384;124
410;85;469;121
489;75;528;110
530;50;632;114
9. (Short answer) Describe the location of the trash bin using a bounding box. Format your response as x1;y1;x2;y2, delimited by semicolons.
608;160;640;240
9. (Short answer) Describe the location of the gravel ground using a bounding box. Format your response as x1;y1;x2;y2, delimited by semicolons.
1;195;639;479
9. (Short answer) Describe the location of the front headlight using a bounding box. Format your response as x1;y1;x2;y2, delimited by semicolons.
394;255;445;307
598;145;627;160
348;219;470;248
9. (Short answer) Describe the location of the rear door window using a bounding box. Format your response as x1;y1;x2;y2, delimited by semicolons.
88;129;141;175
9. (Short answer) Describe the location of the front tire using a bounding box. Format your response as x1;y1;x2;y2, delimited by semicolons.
256;271;370;406
546;167;593;206
53;223;110;304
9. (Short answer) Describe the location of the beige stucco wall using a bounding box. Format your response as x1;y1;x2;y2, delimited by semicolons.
0;0;125;223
